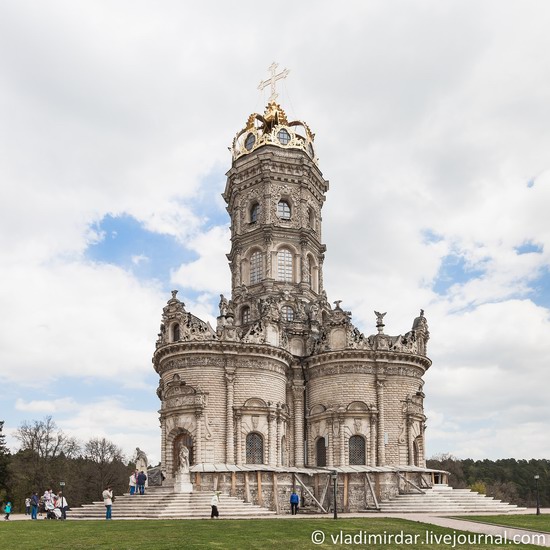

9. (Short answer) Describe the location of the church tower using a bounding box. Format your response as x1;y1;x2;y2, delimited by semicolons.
152;66;436;511
221;99;330;357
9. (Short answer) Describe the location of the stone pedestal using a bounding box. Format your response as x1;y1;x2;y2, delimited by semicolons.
175;472;193;493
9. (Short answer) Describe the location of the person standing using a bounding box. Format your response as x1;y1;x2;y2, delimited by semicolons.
210;491;220;518
129;470;138;495
290;490;300;515
25;496;31;515
3;501;11;520
56;491;68;520
31;492;39;520
137;470;147;495
102;486;113;520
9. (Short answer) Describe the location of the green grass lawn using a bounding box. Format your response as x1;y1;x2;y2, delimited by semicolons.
456;514;550;533
0;517;544;550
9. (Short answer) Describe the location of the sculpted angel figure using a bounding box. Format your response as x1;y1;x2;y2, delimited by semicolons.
178;445;190;473
374;311;387;325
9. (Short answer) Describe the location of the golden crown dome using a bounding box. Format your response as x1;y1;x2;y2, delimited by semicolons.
231;101;317;164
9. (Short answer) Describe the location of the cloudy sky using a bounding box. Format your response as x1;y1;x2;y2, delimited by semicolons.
1;0;549;465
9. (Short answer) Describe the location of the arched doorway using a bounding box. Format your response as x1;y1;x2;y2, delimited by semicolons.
173;431;194;475
316;436;326;467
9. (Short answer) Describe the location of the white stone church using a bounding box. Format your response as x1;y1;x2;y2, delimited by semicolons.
151;81;443;512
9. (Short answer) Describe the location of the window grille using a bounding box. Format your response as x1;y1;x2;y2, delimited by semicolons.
277;200;291;220
241;307;250;324
349;435;366;465
277;249;293;282
281;305;294;321
277;128;291;145
250;251;263;284
246;432;264;464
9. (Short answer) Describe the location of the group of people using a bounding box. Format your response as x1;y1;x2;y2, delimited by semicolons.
21;489;69;520
128;469;147;495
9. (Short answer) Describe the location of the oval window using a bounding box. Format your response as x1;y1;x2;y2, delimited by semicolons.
245;133;256;151
277;128;291;145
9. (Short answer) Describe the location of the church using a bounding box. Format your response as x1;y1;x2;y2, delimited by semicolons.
151;68;440;512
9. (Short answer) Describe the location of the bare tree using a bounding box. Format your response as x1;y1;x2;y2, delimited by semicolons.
84;437;126;493
84;437;124;464
15;416;80;459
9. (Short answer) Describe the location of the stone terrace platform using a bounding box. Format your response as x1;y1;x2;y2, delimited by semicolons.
69;486;276;520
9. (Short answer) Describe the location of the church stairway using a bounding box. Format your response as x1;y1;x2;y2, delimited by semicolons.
379;484;527;514
69;487;276;519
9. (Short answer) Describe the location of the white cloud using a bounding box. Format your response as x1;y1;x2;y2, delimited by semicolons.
15;397;79;414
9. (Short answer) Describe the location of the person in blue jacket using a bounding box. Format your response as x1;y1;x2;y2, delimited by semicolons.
290;491;300;515
3;501;12;520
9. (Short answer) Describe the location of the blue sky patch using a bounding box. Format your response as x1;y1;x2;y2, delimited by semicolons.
421;228;444;244
530;267;550;309
432;253;486;295
515;242;543;255
87;214;195;290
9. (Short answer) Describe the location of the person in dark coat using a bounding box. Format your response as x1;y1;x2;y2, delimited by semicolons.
137;470;147;495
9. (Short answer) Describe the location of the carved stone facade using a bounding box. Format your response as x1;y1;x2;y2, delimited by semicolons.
152;100;435;508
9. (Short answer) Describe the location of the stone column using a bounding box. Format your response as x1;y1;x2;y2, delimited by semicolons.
235;412;243;466
268;405;277;467
225;368;236;464
376;379;386;466
326;419;334;468
194;411;202;465
234;247;242;288
300;238;308;284
318;254;325;294
369;415;377;467
160;415;167;477
339;418;346;466
292;384;305;467
276;404;282;467
407;418;415;466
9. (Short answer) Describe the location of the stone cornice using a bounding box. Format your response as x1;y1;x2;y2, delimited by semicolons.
153;340;293;373
306;348;431;370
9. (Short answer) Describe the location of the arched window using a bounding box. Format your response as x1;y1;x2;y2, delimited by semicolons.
277;249;293;282
316;437;327;467
250;251;263;285
281;305;294;322
172;323;180;342
250;202;260;223
349;435;366;465
241;306;250;324
246;432;264;464
277;200;291;220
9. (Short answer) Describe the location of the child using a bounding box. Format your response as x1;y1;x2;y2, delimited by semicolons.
4;501;12;520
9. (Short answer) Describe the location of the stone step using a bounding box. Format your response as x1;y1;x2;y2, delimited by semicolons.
70;489;276;519
379;486;525;514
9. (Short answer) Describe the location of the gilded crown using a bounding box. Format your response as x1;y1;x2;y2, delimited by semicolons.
231;102;316;163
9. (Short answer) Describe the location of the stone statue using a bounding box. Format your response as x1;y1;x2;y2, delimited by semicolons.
219;294;228;317
374;311;387;325
178;445;190;473
135;447;148;472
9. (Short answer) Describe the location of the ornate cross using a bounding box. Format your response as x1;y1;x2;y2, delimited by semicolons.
258;62;290;102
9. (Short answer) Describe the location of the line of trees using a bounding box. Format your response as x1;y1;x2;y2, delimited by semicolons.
0;417;134;513
427;454;550;507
